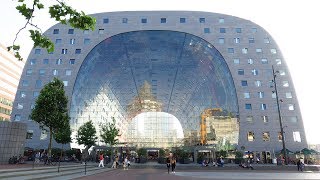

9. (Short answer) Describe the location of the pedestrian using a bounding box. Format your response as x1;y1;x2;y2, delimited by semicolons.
297;159;301;171
98;153;104;167
35;151;40;165
123;156;128;170
171;157;176;174
166;157;171;174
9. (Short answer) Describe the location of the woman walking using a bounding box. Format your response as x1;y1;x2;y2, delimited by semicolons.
166;157;171;174
171;157;176;174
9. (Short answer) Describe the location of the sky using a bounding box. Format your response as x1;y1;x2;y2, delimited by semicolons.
0;0;319;144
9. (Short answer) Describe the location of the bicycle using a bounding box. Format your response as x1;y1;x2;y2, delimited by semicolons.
44;157;58;166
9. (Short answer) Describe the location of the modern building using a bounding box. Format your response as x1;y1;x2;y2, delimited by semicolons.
11;11;307;157
0;43;24;121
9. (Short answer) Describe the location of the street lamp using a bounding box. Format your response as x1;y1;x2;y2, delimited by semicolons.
272;65;288;165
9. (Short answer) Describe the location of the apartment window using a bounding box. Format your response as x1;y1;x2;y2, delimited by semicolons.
70;38;75;44
261;104;267;110
235;28;242;33
278;132;283;141
247;132;255;141
238;69;244;75
83;29;89;34
40;130;48;140
22;80;28;87
35;80;42;88
20;91;26;98
245;104;252;110
122;18;128;23
204;28;210;33
269;80;274;88
98;29;104;34
42;59;49;64
258;92;264;98
218;38;225;44
69;59;75;64
39;69;45;76
246;116;253;123
288;104;295;111
33;91;39;97
286;92;292;98
248;58;253;64
220;28;226;33
233;59;240;64
61;49;67;54
276;59;282;65
160;18;166;23
75;49;81;54
53;29;59;34
35;49;41;54
272;91;276;98
14;114;21;121
270;49;277;54
199;18;205;23
17;103;23;109
261;59;268;64
242;48;248;54
68;29;74;34
255;80;262;87
279;70;286;76
228;48;234;54
180;18;186;23
56;58;62;65
141;18;147;23
26;130;33;139
103;18;109;24
53;69;58;76
282;81;289;87
293;131;301;142
251;28;257;33
241;80;248;86
262;116;268;123
65;69;72;76
219;18;224;23
243;92;250;99
252;69;258;76
26;69;32;76
63;81;68;86
262;132;270;141
256;48;262;53
84;38;91;44
249;38;255;43
234;38;240;44
55;39;62;44
264;38;270;43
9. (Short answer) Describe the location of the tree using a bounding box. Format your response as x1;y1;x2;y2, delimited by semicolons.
30;77;69;157
8;0;96;60
76;120;97;161
100;117;120;147
54;122;71;172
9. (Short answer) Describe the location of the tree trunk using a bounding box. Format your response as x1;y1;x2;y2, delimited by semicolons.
48;128;53;157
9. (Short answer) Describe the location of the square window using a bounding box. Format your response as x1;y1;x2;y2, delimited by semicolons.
33;91;39;97
262;116;268;123
255;80;262;87
35;49;41;54
53;69;58;76
84;38;91;44
61;49;67;54
233;59;240;64
26;69;32;76
235;28;242;33
252;69;258;76
287;116;298;123
256;48;262;53
264;38;270;43
219;18;224;23
83;29;89;34
36;80;42;88
262;132;270;141
141;18;147;23
242;48;248;54
22;80;28;86
246;116;253;122
69;59;75;64
68;29;74;34
17;103;23;109
248;58;253;64
39;69;45;76
272;91;276;98
220;28;226;33
53;29;59;34
261;104;267;110
243;92;250;98
63;81;68;86
75;49;81;54
278;132;283;142
199;18;205;23
249;38;255;43
288;104;295;110
43;59;49;64
282;81;289;87
245;104;252;110
66;70;72;76
228;48;234;53
26;130;33;139
247;132;254;141
241;80;248;86
238;69;244;75
56;58;62;65
98;29;104;34
20;91;26;98
261;59;268;64
180;18;186;23
286;92;292;98
70;38;75;44
270;49;277;54
14;114;21;121
293;131;301;142
204;28;210;33
251;28;257;33
218;38;225;44
276;59;282;65
279;70;286;76
160;18;166;23
258;92;264;98
103;18;109;24
234;38;240;44
55;39;62;44
122;18;128;23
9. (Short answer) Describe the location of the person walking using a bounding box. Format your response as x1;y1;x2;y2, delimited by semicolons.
171;157;176;174
98;153;104;167
166;157;171;174
123;156;129;170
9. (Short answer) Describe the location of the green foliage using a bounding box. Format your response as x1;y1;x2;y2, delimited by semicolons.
216;150;228;158
54;122;72;145
30;77;69;156
137;148;147;157
159;149;165;157
9;0;96;61
76;120;97;149
65;149;76;157
235;151;244;158
100;117;120;146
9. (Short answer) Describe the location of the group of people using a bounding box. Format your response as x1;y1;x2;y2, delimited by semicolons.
296;159;305;171
166;156;177;174
98;154;131;170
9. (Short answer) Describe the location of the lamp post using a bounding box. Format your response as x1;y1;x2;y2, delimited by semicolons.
272;65;287;165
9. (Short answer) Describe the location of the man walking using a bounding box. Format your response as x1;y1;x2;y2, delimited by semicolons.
98;153;104;167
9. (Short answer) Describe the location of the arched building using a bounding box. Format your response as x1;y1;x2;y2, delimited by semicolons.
11;11;307;156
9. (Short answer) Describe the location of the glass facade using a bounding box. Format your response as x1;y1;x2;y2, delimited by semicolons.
70;30;238;148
